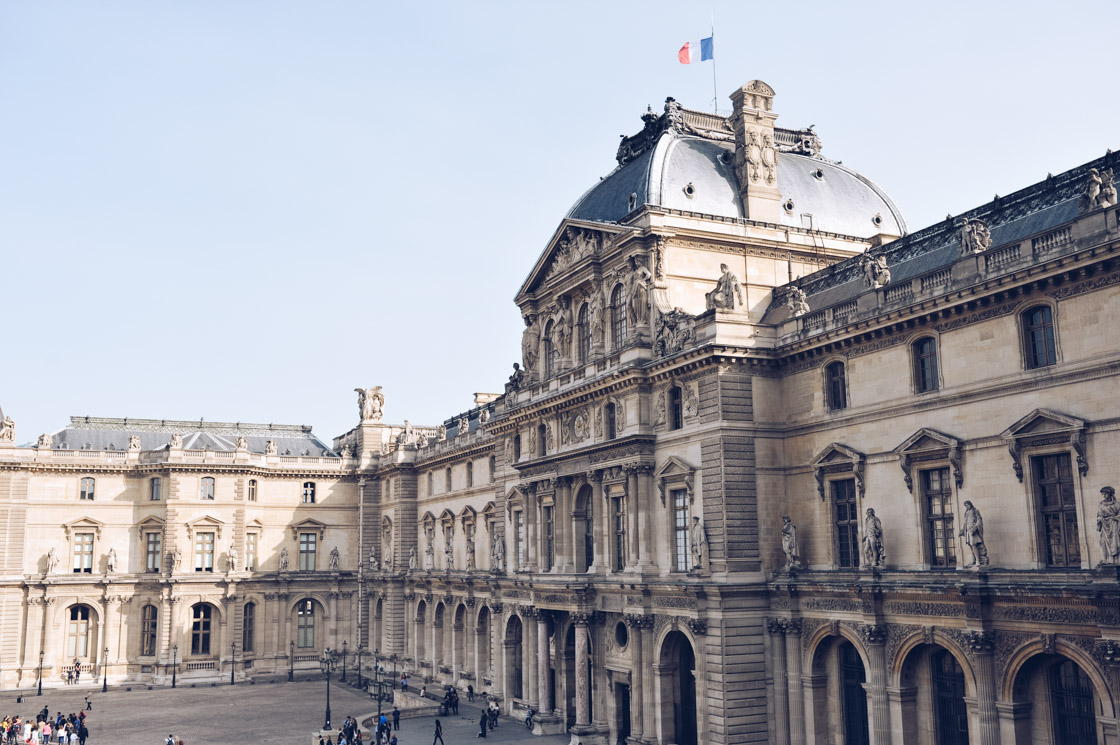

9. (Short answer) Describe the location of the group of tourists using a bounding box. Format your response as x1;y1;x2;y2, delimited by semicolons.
1;708;89;745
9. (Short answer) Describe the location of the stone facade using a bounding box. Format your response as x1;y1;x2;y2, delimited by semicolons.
4;81;1120;745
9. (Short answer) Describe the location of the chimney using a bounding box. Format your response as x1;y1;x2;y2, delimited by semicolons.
730;80;782;223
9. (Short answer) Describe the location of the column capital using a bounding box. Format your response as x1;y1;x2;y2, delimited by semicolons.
858;624;888;645
686;618;708;636
625;613;654;630
572;612;595;627
588;470;603;484
767;618;785;635
1097;638;1120;665
783;618;802;636
964;629;995;654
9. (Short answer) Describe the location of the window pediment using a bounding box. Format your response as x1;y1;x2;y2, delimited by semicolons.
655;456;696;507
62;517;105;539
893;428;963;492
137;515;166;532
1001;408;1089;481
186;515;225;539
289;517;325;541
810;443;866;500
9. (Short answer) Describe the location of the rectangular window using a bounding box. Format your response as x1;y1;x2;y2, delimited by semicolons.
242;603;255;653
913;338;939;393
299;532;317;571
672;488;690;571
827;362;848;411
246;533;258;571
669;387;683;431
833;479;859;568
145;532;162;573
427;472;434;496
194;531;215;572
446;468;452;492
514;511;525;570
543;506;554;571
467;462;474;488
247;479;257;502
297;600;315;648
200;477;215;500
73;533;94;573
1023;306;1057;369
149;478;162;501
80;477;95;501
922;468;956;567
612;495;627;571
1033;453;1080;567
302;482;316;504
140;605;158;656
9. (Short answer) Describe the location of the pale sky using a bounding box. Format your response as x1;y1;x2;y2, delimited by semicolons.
3;1;1116;445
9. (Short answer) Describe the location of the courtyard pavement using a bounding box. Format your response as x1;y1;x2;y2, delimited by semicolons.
0;678;573;745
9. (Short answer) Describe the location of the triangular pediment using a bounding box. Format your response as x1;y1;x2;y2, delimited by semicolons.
516;221;623;300
810;443;865;468
654;456;696;481
137;515;166;530
894;428;961;455
186;515;225;538
288;517;324;541
421;511;437;526
246;518;264;529
1001;409;1087;440
62;516;105;538
458;505;477;522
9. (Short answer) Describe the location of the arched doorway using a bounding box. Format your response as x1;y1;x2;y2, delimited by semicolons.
1011;652;1103;745
839;641;870;745
190;603;215;657
897;642;970;745
575;484;594;572
373;598;383;651
657;630;697;745
931;649;969;745
453;604;466;675
415;600;427;661
433;603;446;673
505;615;523;699
477;605;491;684
65;604;98;660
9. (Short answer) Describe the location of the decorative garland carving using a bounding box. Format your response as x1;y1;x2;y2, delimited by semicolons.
883;601;964;618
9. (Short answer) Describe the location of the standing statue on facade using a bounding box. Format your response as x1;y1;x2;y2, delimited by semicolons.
705;263;745;310
328;546;340;571
355;386;385;422
781;516;800;569
279;547;290;571
589;282;606;346
507;363;526;392
1098;486;1120;565
862;508;885;567
626;255;653;327
425;540;434;570
958;501;990;567
466;537;476;570
521;314;540;372
0;414;14;443
493;534;505;571
690;517;707;570
408;546;417;570
46;547;59;574
106;548;117;574
859;251;891;288
227;546;239;572
444;541;454;570
172;548;182;571
552;296;572;360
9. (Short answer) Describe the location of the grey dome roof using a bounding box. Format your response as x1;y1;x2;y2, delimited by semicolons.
567;131;907;239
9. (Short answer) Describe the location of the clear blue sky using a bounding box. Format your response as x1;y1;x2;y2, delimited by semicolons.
3;1;1116;444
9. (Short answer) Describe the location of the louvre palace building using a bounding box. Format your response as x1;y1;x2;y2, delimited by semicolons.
4;79;1120;745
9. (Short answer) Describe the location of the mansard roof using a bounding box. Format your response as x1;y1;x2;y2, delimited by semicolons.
46;416;336;456
564;97;906;240
762;151;1116;324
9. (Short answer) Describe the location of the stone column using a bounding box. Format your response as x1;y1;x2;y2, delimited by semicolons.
802;673;828;745
625;468;639;569
640;621;656;742
524;609;539;708
40;599;58;678
558;478;574;572
328;591;339;650
538;613;552;714
169;596;183;662
490;605;504;699
588;471;605;572
573;614;593;732
636;466;655;570
624;614;648;743
860;625;891;745
527;487;539;572
886;686;918;745
967;631;1000;745
785;620;806;745
767;620;790;745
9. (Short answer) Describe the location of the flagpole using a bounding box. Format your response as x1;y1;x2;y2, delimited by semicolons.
710;14;718;114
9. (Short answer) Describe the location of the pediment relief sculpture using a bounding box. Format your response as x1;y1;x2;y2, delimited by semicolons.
655;308;695;358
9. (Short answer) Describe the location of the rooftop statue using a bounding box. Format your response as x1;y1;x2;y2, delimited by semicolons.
626;255;653;327
355;386;385;422
859;252;891;289
787;287;810;318
0;415;14;443
958;218;991;255
706;263;744;310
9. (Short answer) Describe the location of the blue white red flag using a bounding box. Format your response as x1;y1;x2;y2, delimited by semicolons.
678;37;714;64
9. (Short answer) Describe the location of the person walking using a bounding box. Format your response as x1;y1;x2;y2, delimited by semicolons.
392;708;400;731
83;694;91;711
476;710;487;738
432;719;444;745
400;674;407;693
467;684;474;703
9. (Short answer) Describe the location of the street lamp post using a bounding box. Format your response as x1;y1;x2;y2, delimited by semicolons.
288;640;295;682
391;653;398;690
341;640;348;684
36;650;44;696
319;647;338;731
230;641;237;685
171;644;177;689
356;644;364;689
101;646;108;693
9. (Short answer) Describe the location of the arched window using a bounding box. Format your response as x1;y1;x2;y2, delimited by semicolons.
445;467;452;491
242;602;255;653
200;477;215;500
296;599;316;648
302;482;316;504
611;285;627;351
537;423;547;457
140;605;158;656
1049;659;1098;744
513;435;521;462
1023;305;1057;369
605;403;617;440
190;604;212;656
668;386;683;431
67;605;92;658
247;479;257;502
544;320;556;377
80;477;95;501
912;337;939;393
577;303;591;363
826;361;848;411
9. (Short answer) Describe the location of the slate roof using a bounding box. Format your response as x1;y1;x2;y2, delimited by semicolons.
761;151;1115;323
46;416;336;456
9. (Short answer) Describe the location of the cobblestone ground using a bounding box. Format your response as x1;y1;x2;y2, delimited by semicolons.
1;678;572;745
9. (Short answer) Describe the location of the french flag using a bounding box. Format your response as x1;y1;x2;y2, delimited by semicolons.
678;37;714;64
